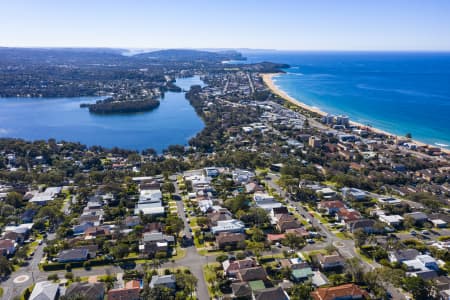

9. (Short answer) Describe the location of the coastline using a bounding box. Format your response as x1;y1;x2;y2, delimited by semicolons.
262;73;450;155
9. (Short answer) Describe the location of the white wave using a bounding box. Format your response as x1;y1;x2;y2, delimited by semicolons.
435;143;449;148
287;72;304;76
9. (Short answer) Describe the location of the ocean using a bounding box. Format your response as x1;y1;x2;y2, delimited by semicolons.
241;51;450;148
0;76;205;152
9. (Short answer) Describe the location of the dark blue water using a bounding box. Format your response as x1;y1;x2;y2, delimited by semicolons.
0;76;205;152
241;51;450;148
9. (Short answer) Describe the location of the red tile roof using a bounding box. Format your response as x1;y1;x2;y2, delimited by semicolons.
311;283;368;300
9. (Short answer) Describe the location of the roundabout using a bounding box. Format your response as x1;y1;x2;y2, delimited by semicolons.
13;274;30;284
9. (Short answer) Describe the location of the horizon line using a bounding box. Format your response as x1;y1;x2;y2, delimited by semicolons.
1;45;450;53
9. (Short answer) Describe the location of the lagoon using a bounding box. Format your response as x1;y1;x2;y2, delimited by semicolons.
0;76;205;152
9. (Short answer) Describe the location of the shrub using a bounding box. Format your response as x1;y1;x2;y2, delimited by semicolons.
65;272;74;280
47;273;59;281
216;254;228;263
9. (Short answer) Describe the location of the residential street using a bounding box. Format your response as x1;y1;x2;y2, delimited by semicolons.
265;172;406;300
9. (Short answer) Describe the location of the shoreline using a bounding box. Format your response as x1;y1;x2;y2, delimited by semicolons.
262;73;450;155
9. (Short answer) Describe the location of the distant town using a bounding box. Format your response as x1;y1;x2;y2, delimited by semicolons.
0;48;449;300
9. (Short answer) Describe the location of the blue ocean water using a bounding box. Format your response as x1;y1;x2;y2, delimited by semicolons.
242;51;450;148
0;76;205;152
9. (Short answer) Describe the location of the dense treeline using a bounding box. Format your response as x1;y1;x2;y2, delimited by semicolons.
86;98;160;114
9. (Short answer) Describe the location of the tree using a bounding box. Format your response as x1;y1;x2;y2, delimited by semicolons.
165;216;184;238
5;191;24;208
290;283;313;300
402;276;437;300
0;255;12;277
405;133;412;139
111;243;129;259
251;227;265;242
162;182;175;194
147;286;175;300
345;257;364;283
175;272;197;299
283;233;304;251
403;215;415;229
353;228;367;248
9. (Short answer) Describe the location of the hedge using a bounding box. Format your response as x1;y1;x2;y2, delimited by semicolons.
41;257;139;271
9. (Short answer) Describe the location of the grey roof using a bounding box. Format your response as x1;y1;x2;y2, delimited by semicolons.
390;249;420;262
149;274;176;288
57;248;89;262
405;212;428;221
143;232;175;243
29;281;59;300
231;282;252;297
65;282;105;299
253;287;289;300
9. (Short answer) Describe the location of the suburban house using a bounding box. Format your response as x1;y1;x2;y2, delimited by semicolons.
291;267;314;282
335;208;361;223
253;286;290;300
149;274;176;290
134;188;165;216
57;248;90;263
65;282;105;300
211;219;245;235
316;253;345;270
342;187;368;201
316;187;337;199
237;266;268;282
253;192;283;211
311;283;368;300
28;186;62;205
231;282;252;299
388;249;420;263
216;232;246;249
84;226;111;239
207;208;233;227
140;231;175;257
275;214;301;232
347;219;377;233
0;239;17;256
270;206;289;222
311;271;329;287
223;258;258;277
279;258;309;270
405;212;429;225
108;282;140;300
379;214;403;227
29;281;59;300
403;254;439;279
2;223;33;244
318;200;346;215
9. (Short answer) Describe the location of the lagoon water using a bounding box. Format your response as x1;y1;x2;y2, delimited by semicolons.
0;76;205;152
242;51;450;148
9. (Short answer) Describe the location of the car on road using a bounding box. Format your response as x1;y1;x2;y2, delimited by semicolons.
410;230;417;236
421;230;430;235
306;239;315;244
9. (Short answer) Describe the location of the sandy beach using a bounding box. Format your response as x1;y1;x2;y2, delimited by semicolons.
262;73;450;154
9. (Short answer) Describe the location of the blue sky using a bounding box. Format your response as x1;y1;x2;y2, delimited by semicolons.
1;0;450;50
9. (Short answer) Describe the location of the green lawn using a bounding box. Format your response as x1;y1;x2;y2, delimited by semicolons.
203;263;222;298
172;246;187;260
334;232;352;240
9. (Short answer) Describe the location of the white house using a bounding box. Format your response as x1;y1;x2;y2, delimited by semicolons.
212;219;245;235
379;214;403;227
